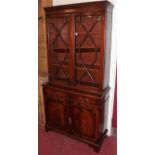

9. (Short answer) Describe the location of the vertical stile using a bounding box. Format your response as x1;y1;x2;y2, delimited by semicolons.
45;17;50;78
100;15;105;89
70;15;75;85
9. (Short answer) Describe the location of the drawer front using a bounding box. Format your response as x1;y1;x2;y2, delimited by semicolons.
69;94;101;142
44;87;68;130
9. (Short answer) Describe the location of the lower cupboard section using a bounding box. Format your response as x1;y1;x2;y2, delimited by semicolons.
43;85;107;143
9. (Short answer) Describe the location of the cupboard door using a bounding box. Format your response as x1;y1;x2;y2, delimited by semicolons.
46;15;72;86
75;14;104;88
44;88;67;130
69;95;100;142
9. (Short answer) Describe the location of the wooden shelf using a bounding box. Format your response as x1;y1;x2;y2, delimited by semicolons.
49;32;69;35
50;63;70;68
51;48;70;53
50;48;100;53
76;63;100;70
75;32;101;35
49;32;100;36
50;63;100;71
75;48;100;52
75;67;100;73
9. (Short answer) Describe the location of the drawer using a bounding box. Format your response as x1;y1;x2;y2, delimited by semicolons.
70;93;99;105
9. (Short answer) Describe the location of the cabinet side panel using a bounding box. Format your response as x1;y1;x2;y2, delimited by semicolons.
103;10;113;88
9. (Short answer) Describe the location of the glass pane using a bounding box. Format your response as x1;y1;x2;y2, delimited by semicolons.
75;15;103;88
47;16;71;85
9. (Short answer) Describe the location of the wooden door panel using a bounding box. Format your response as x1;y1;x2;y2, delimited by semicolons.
46;100;66;127
44;88;67;130
80;110;96;138
70;105;96;138
70;105;81;135
70;95;100;141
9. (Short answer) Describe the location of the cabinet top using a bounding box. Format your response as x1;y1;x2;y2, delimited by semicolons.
44;1;113;14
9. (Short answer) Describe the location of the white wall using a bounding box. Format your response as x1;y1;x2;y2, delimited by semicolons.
53;0;114;6
105;2;116;135
53;0;117;136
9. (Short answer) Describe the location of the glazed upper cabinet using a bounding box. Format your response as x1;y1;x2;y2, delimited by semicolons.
43;1;113;152
46;10;111;90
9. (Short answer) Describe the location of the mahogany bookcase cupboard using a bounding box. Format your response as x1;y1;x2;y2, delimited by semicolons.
43;1;113;152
